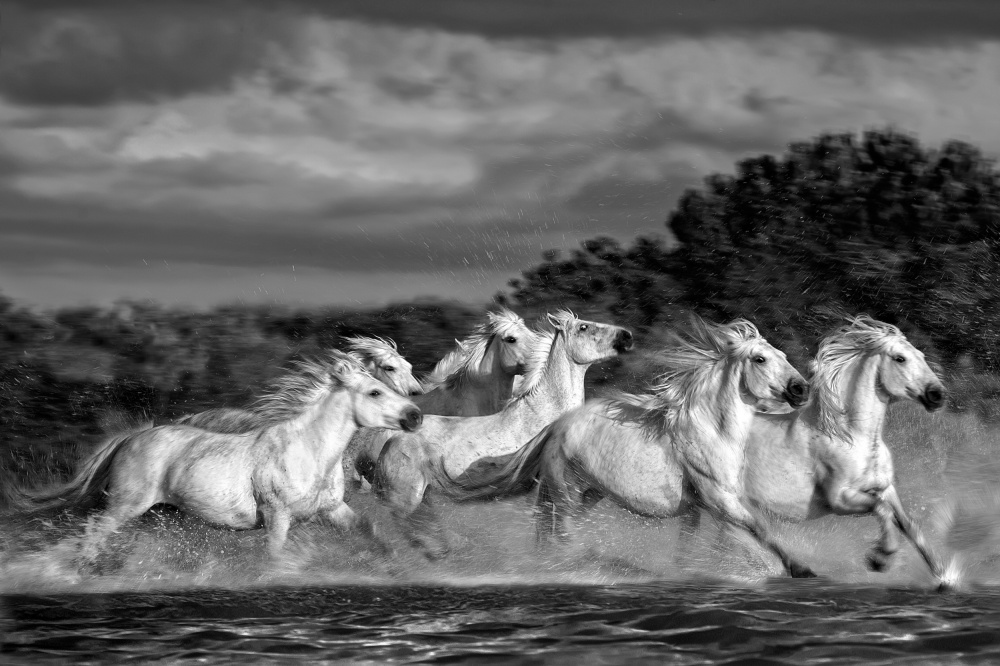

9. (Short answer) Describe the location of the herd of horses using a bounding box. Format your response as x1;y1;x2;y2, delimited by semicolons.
8;308;951;586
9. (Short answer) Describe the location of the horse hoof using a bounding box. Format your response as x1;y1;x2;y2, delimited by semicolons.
790;563;817;579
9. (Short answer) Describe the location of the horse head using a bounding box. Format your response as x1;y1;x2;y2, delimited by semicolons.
345;336;424;397
863;320;946;412
331;353;423;432
545;310;634;366
483;308;540;376
722;319;810;413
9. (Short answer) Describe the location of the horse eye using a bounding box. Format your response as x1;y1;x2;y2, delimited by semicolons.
753;356;766;364
368;389;382;398
579;324;589;331
384;366;396;372
503;336;517;344
894;356;906;364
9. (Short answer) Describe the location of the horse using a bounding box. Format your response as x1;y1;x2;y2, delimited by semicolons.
176;334;423;433
345;309;540;489
733;315;947;580
374;310;634;558
14;351;423;568
437;317;817;578
345;335;424;397
415;308;538;416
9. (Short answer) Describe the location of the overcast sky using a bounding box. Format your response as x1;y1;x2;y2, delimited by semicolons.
3;0;1000;309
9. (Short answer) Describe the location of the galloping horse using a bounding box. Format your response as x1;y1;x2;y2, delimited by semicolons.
439;317;817;578
177;335;423;434
737;316;947;579
345;309;540;487
375;310;633;558
16;351;422;567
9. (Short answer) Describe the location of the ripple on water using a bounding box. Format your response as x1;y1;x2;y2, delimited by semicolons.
4;583;1000;664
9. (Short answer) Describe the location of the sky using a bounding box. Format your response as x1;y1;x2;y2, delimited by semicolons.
3;1;1000;310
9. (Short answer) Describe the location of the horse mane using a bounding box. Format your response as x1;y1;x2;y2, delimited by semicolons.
605;317;762;437
422;340;470;388
344;335;401;368
811;315;905;442
506;309;577;403
441;308;527;391
248;350;371;427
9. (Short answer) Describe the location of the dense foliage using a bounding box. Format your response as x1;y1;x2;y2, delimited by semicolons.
505;129;1000;370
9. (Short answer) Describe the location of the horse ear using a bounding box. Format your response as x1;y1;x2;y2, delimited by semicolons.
546;313;563;329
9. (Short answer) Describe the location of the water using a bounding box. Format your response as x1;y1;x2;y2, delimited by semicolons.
4;404;1000;663
5;582;1000;664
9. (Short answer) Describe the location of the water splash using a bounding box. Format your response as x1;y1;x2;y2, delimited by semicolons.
4;403;1000;595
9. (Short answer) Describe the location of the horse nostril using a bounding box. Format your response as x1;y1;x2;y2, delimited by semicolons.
400;407;423;432
410;390;423;397
785;379;809;404
615;329;635;351
925;387;943;404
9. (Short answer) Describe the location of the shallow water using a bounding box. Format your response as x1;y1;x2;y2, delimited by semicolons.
4;581;1000;664
4;405;1000;663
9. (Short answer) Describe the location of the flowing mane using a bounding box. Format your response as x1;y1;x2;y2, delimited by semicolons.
811;315;906;442
441;309;527;391
248;350;370;426
345;335;401;367
606;318;763;436
422;340;470;388
507;309;577;402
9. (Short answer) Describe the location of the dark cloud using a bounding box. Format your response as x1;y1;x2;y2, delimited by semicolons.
0;184;637;276
257;0;1000;42
0;3;299;106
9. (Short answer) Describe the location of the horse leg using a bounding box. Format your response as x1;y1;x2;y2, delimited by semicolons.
675;502;702;566
701;487;816;578
534;468;575;548
878;485;945;579
867;501;902;572
260;505;292;559
390;490;448;560
76;506;144;573
324;503;391;556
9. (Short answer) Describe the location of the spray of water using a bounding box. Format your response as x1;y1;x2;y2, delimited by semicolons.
3;402;1000;594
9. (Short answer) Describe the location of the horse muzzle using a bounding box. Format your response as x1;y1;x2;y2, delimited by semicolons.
613;329;635;353
782;378;810;407
400;407;423;432
919;384;946;412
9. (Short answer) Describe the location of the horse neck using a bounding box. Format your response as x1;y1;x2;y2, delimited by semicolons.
681;359;755;447
830;353;889;442
469;340;517;410
514;333;587;420
272;388;357;464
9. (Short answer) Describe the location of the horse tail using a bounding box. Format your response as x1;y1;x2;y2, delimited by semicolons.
431;424;555;502
11;421;153;515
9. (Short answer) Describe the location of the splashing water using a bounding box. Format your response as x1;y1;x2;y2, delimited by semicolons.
6;404;1000;662
2;403;999;595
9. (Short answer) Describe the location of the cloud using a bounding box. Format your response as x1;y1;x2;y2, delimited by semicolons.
3;6;1000;307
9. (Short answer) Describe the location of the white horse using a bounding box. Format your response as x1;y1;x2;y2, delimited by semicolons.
438;317;817;578
345;335;424;397
735;316;947;579
177;334;422;433
15;351;422;568
375;310;634;558
345;309;540;488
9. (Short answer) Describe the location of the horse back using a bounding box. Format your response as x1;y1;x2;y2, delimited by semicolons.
554;403;685;518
